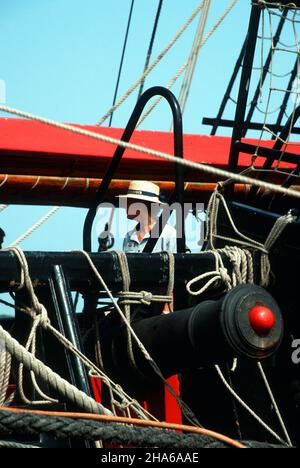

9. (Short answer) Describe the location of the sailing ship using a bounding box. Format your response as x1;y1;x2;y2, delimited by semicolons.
0;0;300;449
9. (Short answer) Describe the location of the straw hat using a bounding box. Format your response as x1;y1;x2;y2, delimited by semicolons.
118;181;163;204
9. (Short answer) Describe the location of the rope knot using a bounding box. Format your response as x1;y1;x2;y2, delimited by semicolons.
219;267;231;286
36;304;50;327
140;291;153;306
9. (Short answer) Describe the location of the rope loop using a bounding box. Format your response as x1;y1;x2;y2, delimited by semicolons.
140;291;153;306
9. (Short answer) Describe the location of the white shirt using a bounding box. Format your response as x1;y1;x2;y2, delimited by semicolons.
123;224;177;253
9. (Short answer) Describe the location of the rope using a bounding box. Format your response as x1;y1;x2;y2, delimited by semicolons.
96;1;206;126
0;323;111;414
0;349;12;406
109;0;135;127
2;246;153;421
1;105;300;200
73;249;201;427
118;291;173;307
0;407;247;449
138;0;238;127
17;309;59;406
0;298;153;423
9;206;60;247
178;0;211;116
257;362;293;446
0;440;40;449
204;189;295;287
184;189;294;445
215;365;288;446
114;250;140;373
137;0;164;99
186;247;254;297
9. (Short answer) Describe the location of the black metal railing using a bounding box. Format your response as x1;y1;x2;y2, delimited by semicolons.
83;86;186;253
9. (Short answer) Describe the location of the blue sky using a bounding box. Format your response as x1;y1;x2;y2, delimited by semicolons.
0;0;296;252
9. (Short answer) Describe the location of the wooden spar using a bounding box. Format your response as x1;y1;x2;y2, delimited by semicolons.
0;119;299;207
0;174;298;208
0;118;298;181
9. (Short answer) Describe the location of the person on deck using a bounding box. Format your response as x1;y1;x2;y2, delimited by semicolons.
119;181;177;254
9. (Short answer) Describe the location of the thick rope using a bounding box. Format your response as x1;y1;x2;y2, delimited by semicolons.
0;324;111;415
0;349;11;406
0;408;245;449
0;295;152;422
96;1;206;126
0;440;40;449
1;104;299;200
3;246;153;421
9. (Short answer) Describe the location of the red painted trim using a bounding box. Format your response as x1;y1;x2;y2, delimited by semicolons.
90;377;102;403
0;118;297;178
165;375;182;425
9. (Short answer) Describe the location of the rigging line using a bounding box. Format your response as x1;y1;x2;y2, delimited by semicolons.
1;103;300;199
138;0;238;127
257;362;293;447
96;0;205;126
137;0;164;100
9;206;60;247
0;296;156;422
177;0;211;117
243;7;288;136
215;364;288;446
73;250;202;428
109;0;135;128
0;245;157;421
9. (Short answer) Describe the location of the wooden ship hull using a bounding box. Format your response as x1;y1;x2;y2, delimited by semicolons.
1;0;300;450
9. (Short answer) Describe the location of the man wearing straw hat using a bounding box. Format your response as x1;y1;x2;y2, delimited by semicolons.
119;181;177;253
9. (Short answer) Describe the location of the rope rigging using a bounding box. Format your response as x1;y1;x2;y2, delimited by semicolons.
177;0;211;116
109;0;135;127
0;1;299;449
183;187;294;446
138;0;238;127
0;246;155;421
137;0;164;100
96;0;206;126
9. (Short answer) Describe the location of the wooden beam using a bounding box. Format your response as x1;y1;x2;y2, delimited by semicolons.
0;174;298;207
0;118;298;180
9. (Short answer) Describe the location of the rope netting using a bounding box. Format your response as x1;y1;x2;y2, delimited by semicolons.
228;1;300;191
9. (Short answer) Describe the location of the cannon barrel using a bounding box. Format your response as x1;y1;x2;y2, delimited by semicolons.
97;285;283;395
